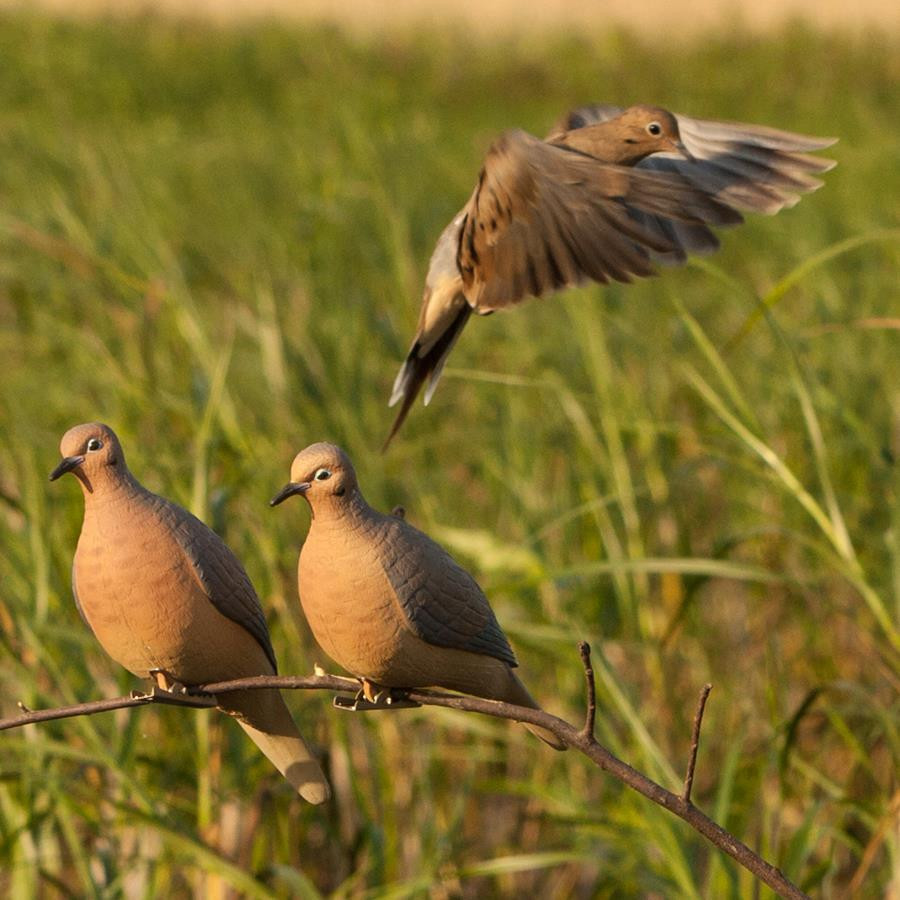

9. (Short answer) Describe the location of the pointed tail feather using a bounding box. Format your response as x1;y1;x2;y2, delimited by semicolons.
383;303;472;451
383;361;427;452
502;672;568;751
221;688;331;804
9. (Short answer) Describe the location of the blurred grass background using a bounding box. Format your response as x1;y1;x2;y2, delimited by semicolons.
0;10;897;897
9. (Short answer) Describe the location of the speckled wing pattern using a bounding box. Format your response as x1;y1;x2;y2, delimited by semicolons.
378;515;518;667
549;104;837;264
150;494;279;673
456;129;741;311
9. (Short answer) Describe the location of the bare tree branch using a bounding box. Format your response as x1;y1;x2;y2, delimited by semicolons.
683;682;713;803
0;676;358;731
0;648;807;899
1;693;155;729
578;640;596;739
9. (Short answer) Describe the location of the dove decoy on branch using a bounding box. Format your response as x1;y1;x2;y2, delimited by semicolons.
270;442;566;750
385;103;836;446
50;423;330;804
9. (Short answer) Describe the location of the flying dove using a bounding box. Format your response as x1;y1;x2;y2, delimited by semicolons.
50;422;330;804
270;442;566;750
385;103;836;445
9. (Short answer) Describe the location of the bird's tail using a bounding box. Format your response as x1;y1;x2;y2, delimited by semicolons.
500;671;568;751
220;688;331;804
383;303;472;451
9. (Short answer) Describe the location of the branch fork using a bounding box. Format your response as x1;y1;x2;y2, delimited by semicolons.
1;646;806;899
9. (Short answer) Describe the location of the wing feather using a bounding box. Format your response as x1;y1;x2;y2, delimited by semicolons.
379;516;518;667
458;130;741;310
554;104;835;215
153;496;279;673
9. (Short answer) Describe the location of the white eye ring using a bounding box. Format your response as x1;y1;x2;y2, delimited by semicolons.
86;438;103;452
314;468;332;481
647;121;662;136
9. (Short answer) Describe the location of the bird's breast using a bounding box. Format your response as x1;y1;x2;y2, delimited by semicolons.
72;497;233;681
298;520;407;681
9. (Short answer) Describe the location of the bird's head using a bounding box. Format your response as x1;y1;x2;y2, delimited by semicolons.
50;422;126;494
270;442;359;516
616;105;693;161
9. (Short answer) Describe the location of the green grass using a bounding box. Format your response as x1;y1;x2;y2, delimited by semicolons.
0;10;898;897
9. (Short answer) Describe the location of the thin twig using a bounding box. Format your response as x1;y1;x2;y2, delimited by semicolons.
0;654;807;899
1;693;155;730
578;640;596;740
683;683;713;803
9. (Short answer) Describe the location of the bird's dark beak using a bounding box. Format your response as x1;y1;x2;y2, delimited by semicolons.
671;138;695;162
49;456;85;481
269;482;311;507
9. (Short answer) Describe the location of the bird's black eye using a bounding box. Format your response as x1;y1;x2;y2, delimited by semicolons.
314;468;332;481
647;122;662;136
86;438;103;452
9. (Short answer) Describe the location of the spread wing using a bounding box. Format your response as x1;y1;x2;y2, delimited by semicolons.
554;103;836;206
647;111;836;214
548;104;836;263
157;496;279;673
456;128;741;311
380;516;518;667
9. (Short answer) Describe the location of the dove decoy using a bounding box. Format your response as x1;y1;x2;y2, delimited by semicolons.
271;442;566;750
50;422;330;803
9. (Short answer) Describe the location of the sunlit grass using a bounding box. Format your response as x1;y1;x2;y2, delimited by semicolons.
0;11;898;897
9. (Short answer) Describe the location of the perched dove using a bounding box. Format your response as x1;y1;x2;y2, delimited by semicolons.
385;104;836;446
50;422;330;804
270;442;566;750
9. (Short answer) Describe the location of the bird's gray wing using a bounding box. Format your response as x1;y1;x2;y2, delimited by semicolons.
380;516;518;667
157;496;279;673
641;113;836;214
549;105;836;210
456;129;740;311
626;116;835;263
548;105;836;262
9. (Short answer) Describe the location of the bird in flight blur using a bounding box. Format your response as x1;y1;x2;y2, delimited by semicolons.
384;103;836;448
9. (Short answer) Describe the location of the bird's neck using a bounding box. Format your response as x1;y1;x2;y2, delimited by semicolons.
81;468;144;508
554;129;657;167
311;489;368;526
